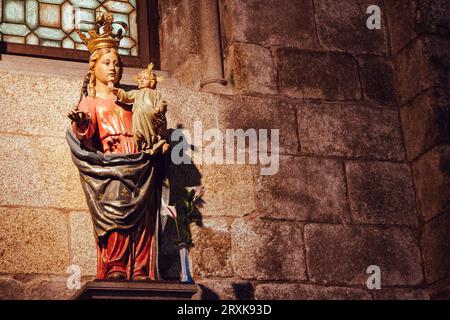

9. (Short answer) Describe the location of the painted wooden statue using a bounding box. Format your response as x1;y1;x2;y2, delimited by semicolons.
66;13;168;281
114;63;168;155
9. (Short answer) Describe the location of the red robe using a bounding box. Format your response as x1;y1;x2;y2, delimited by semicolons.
72;96;157;280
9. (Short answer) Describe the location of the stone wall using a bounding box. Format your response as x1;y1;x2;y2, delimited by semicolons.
0;0;448;300
157;0;448;300
385;0;450;299
0;71;94;299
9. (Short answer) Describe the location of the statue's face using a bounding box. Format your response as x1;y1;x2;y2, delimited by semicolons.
138;72;156;89
94;50;121;85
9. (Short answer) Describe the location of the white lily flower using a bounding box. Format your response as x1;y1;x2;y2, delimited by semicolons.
186;186;205;202
161;198;177;219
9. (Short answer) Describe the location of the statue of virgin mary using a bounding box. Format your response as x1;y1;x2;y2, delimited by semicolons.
66;13;168;281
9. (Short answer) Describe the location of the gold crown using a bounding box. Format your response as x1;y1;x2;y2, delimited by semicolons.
76;12;128;54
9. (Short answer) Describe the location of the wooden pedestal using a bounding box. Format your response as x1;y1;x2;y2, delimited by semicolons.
71;280;198;300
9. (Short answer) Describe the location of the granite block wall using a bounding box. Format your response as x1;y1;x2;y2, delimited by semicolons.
0;0;448;300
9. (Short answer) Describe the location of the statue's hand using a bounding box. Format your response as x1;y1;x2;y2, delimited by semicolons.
111;87;120;98
135;131;146;150
135;130;144;141
67;108;89;125
156;100;167;114
162;142;170;154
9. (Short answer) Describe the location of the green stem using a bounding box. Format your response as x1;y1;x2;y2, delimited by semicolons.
174;217;182;243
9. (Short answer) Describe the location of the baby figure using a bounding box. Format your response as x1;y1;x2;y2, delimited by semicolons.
114;63;169;154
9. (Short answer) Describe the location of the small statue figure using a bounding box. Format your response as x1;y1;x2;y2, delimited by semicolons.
114;63;169;155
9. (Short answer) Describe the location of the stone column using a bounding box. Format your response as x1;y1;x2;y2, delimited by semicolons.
385;0;450;299
199;0;227;91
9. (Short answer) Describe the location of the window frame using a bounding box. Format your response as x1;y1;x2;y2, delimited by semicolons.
0;0;159;68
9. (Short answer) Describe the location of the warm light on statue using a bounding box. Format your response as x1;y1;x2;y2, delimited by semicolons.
66;12;168;281
114;63;170;155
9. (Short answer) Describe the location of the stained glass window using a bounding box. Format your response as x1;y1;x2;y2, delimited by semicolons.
0;0;139;56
